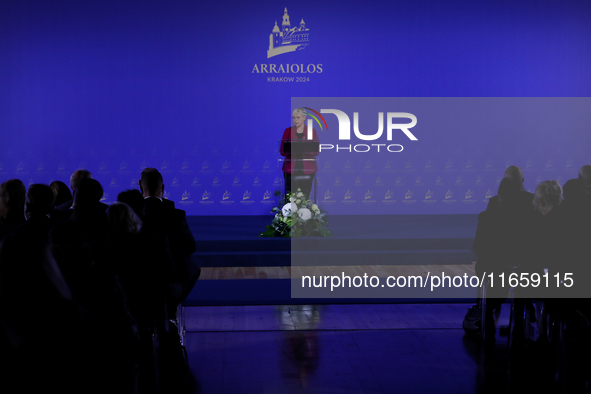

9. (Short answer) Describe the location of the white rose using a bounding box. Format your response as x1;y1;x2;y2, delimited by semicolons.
290;196;296;202
311;204;319;211
296;199;301;204
297;208;312;221
281;203;297;217
296;192;304;198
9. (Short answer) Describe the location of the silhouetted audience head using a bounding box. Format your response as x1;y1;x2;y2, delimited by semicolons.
117;189;144;217
69;169;92;195
504;165;524;184
563;178;583;203
107;202;142;235
25;184;55;219
533;180;563;215
50;180;73;207
70;179;108;251
0;179;26;220
73;178;103;210
579;164;591;193
497;177;523;208
139;168;164;198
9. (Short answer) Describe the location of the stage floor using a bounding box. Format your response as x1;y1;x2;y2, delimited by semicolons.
185;215;479;306
183;302;541;394
180;217;559;392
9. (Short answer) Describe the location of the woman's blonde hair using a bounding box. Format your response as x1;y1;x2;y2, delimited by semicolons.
533;180;563;211
106;202;142;234
292;108;307;117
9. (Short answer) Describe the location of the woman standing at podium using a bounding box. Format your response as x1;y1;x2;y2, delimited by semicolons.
279;108;319;198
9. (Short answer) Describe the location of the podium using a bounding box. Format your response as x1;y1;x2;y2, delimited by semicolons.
279;139;319;203
281;140;319;155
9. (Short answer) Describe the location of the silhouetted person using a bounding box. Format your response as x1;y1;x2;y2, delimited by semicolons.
0;184;87;393
474;178;534;338
55;169;92;211
554;167;591;391
52;178;110;305
506;180;567;389
21;183;57;241
528;180;564;268
513;180;565;305
564;164;591;202
562;166;591;282
0;179;26;240
107;201;177;393
560;165;591;272
552;166;591;390
138;168;198;310
486;165;534;212
117;189;145;218
52;180;140;393
137;168;197;392
476;165;535;339
73;178;109;250
49;180;73;207
106;201;173;325
4;184;61;301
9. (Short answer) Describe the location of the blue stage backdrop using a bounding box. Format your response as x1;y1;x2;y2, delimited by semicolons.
1;0;590;215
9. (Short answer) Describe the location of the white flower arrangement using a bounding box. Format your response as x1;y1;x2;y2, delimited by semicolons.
297;208;312;221
261;188;332;237
281;202;297;217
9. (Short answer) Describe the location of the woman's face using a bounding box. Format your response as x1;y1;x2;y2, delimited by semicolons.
293;112;306;129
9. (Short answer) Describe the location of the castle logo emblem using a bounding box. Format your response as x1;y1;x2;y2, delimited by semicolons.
268;8;309;58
